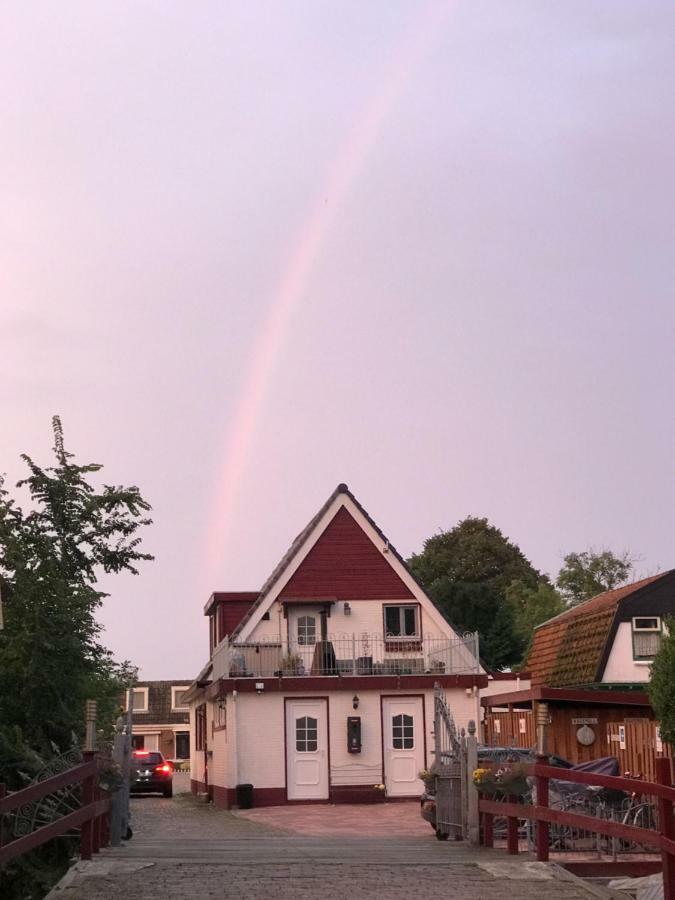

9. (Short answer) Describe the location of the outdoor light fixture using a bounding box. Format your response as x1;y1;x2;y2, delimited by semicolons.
344;602;351;616
352;695;359;710
218;697;226;711
255;682;265;695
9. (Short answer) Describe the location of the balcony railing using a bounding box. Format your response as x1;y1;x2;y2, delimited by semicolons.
211;632;480;679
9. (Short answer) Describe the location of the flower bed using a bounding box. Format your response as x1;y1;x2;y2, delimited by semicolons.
473;764;529;798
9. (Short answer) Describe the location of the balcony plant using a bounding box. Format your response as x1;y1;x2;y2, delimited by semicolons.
280;653;303;676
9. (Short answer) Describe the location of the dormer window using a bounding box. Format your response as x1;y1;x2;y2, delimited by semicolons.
384;605;419;640
632;617;662;660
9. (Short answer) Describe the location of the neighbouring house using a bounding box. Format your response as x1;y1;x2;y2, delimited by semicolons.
184;483;487;807
482;571;675;777
125;681;192;762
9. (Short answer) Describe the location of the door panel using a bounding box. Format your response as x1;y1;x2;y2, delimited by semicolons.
383;698;425;797
286;700;329;800
287;606;323;674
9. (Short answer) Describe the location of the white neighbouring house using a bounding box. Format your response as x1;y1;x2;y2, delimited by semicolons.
185;483;487;807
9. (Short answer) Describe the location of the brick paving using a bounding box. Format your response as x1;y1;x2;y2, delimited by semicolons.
48;796;612;899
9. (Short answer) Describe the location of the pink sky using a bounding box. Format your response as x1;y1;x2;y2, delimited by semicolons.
1;2;674;678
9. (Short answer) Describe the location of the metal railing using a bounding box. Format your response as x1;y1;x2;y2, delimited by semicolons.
212;632;480;679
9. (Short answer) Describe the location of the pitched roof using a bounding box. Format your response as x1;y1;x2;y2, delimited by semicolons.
527;572;673;688
230;483;448;640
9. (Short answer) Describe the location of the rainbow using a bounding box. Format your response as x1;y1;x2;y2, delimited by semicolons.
204;0;457;592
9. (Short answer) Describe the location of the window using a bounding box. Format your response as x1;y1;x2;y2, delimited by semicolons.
214;699;227;731
126;687;148;713
297;615;317;646
175;731;190;759
392;713;414;750
171;686;190;711
295;716;318;752
195;703;207;751
632;617;662;660
384;605;419;639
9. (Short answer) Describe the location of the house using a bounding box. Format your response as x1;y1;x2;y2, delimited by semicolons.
185;483;487;807
482;571;675;776
125;681;192;762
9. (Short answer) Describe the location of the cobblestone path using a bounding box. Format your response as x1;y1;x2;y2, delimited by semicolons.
48;795;613;899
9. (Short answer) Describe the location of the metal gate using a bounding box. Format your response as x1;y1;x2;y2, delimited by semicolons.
433;683;465;840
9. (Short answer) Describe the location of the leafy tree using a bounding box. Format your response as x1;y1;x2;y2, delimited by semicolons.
505;580;565;665
0;417;152;897
409;517;546;670
556;549;633;607
648;617;675;745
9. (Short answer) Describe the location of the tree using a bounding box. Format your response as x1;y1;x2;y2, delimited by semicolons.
408;517;546;670
648;618;675;745
505;580;565;665
556;549;633;607
0;417;152;897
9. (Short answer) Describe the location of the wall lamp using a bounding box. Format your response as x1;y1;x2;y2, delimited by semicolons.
344;602;351;616
352;695;359;710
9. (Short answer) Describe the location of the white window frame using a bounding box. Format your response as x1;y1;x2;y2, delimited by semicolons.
632;617;661;632
127;687;149;713
171;686;190;712
383;604;420;640
631;617;662;661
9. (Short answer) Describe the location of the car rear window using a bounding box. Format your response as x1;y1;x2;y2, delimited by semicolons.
132;752;163;766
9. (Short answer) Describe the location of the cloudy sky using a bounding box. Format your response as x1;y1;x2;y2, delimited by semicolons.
2;1;674;678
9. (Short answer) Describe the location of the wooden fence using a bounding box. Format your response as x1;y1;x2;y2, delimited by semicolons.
479;756;675;899
0;751;111;867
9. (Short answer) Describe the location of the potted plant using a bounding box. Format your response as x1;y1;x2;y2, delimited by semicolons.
280;652;303;676
472;763;529;798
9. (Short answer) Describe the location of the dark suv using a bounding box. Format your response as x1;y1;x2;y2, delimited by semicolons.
130;750;174;798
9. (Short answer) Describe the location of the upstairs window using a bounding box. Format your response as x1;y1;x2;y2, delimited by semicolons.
126;688;148;713
172;687;190;711
297;615;317;646
384;605;419;639
632;617;662;660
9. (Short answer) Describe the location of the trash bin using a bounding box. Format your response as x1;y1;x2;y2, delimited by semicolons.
236;783;254;809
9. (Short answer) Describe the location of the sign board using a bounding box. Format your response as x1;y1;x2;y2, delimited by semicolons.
519;718;527;734
619;724;626;751
571;718;598;725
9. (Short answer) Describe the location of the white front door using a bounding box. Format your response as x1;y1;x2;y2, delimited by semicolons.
287;606;322;674
383;697;425;797
286;699;329;800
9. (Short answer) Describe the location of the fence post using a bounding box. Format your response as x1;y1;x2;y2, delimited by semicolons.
506;795;519;855
656;756;675;900
534;757;550;862
483;808;494;848
466;720;479;846
81;750;95;860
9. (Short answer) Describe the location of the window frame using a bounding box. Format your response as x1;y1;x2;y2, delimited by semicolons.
195;703;207;751
297;614;317;646
171;686;190;712
631;617;662;661
295;715;318;753
126;687;149;714
392;713;415;750
383;604;420;641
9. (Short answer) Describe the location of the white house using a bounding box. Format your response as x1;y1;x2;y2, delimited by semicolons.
185;484;487;807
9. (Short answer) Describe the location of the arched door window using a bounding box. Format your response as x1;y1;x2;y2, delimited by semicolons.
296;716;318;752
297;615;316;645
392;713;414;750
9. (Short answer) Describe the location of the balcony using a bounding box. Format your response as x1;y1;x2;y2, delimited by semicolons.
212;632;480;680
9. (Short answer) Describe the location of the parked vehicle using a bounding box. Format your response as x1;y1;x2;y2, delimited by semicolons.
130;750;174;798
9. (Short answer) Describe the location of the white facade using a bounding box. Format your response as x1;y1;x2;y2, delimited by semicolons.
601;621;655;683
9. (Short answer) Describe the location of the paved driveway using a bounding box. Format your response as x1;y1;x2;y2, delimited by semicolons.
49;796;613;899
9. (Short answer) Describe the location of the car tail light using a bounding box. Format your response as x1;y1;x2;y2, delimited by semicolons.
155;764;172;774
133;750;150;756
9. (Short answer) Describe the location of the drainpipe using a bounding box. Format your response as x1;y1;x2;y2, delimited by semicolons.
232;689;239;795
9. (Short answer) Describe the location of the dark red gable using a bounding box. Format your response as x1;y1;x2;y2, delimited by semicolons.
278;506;414;601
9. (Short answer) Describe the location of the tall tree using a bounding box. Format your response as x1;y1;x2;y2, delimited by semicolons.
505;580;565;665
556;549;633;607
0;418;152;897
408;517;545;670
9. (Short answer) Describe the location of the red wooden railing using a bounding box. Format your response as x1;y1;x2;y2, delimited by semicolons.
0;751;111;866
479;756;675;899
